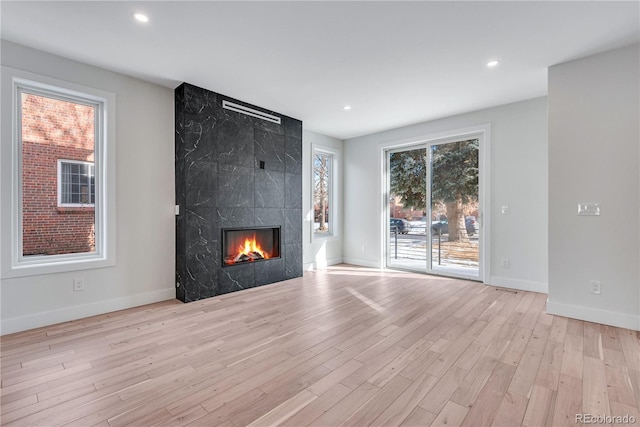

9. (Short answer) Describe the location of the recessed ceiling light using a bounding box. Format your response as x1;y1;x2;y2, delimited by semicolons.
486;60;500;68
133;13;149;23
343;105;352;111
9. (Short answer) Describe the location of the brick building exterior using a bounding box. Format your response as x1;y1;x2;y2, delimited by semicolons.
21;94;96;256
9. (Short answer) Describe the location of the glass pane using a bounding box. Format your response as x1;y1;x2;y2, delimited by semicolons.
313;152;331;235
21;93;96;256
90;165;95;204
387;147;428;271
430;139;479;277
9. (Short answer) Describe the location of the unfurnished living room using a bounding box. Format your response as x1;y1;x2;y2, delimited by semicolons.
0;1;639;426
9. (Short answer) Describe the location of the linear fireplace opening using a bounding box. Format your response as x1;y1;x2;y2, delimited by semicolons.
222;227;281;266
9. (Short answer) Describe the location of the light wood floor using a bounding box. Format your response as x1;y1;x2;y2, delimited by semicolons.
2;265;639;427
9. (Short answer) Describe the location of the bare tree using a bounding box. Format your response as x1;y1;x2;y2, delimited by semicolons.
314;153;330;231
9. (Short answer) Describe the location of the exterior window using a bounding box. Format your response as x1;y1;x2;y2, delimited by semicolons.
313;151;332;235
20;91;97;257
58;160;95;206
1;72;115;277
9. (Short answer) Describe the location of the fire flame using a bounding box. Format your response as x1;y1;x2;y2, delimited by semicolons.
238;237;269;260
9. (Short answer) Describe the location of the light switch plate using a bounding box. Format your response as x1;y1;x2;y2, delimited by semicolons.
175;205;180;215
578;203;600;216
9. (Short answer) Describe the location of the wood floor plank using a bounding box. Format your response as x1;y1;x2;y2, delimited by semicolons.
1;383;96;424
186;387;267;426
507;330;547;398
399;406;437;427
521;384;556;427
245;389;317;427
370;370;439;427
604;364;638;408
560;329;584;379
340;375;413;427
534;338;563;390
322;333;386;371
500;327;532;367
430;400;469;427
0;393;39;415
367;338;430;388
280;383;352;427
583;355;611;417
551;374;583;427
308;359;363;396
227;364;331;427
455;341;487;371
610;400;640;424
628;369;640;410
309;381;379;427
618;329;640;371
1;265;638;427
584;322;604;360
491;391;528;427
549;316;568;343
425;334;475;378
450;356;498;408
340;345;405;389
460;362;516;427
197;349;317;413
399;348;441;381
152;404;209;427
419;366;469;414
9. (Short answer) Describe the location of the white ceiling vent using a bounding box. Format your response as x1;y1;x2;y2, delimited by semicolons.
222;100;281;124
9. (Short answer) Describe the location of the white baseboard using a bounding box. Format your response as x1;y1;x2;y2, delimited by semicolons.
547;299;640;331
304;257;344;271
488;276;548;294
1;287;176;335
342;257;382;269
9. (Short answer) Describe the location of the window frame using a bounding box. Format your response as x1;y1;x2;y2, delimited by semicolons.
1;67;116;278
57;159;96;208
311;144;340;241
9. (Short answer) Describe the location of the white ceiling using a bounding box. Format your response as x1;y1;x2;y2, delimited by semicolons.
1;1;638;140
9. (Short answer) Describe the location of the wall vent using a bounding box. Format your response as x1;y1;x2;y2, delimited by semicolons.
222;100;281;124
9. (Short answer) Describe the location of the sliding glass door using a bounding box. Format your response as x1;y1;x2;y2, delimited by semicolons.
387;146;428;271
386;138;480;280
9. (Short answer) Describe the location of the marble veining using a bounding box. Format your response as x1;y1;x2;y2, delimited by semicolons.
255;170;285;208
175;83;303;303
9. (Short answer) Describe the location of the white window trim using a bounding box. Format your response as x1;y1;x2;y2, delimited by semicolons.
1;66;116;278
377;124;491;283
311;143;340;242
57;159;95;208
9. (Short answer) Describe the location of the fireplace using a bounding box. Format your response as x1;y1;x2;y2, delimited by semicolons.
222;227;281;266
175;83;302;302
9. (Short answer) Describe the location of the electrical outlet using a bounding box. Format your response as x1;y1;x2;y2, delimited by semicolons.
501;205;510;215
578;203;600;216
501;258;510;268
590;280;601;294
73;278;85;292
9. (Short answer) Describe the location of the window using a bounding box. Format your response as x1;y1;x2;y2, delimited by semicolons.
0;69;115;277
58;160;95;206
313;151;332;235
312;144;340;239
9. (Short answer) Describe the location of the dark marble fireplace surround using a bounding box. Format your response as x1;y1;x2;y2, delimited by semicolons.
175;83;303;303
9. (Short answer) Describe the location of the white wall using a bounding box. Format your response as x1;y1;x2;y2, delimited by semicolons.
0;41;175;334
343;97;549;292
302;129;344;269
548;44;640;331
